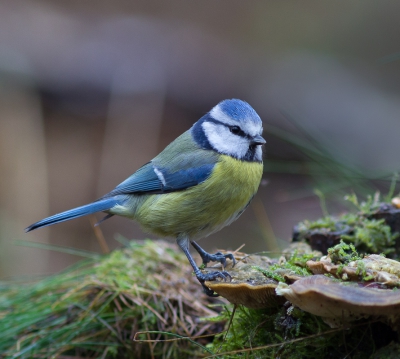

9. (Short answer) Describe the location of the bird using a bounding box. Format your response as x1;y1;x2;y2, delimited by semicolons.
26;99;266;296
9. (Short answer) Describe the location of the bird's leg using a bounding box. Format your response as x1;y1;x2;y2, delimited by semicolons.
191;241;236;268
177;236;232;297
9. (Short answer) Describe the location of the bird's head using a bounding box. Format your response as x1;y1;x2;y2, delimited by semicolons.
192;99;265;162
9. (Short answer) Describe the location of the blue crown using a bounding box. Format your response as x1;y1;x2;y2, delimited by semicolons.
219;99;261;124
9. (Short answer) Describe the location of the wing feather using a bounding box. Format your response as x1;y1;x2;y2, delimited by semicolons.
103;131;218;197
104;160;216;197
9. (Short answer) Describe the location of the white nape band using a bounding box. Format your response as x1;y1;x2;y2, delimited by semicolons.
210;105;238;127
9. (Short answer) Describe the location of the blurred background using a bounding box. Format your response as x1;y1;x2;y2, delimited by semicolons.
1;0;400;278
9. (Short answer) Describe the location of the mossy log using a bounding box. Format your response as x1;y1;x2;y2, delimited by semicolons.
3;197;400;358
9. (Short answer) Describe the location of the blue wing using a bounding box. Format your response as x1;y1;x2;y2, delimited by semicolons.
105;161;215;197
25;160;215;232
26;132;218;232
160;165;215;191
103;131;219;197
107;162;163;195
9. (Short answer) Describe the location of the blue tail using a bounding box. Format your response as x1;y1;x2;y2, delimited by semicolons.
25;197;121;232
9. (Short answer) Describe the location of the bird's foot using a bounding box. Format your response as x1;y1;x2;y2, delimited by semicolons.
202;251;236;268
191;242;236;268
195;269;232;297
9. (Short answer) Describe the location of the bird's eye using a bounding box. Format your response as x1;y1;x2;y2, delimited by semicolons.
230;126;241;135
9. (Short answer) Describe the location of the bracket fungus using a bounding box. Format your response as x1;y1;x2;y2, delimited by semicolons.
204;246;315;308
307;254;400;285
204;252;287;308
276;275;400;327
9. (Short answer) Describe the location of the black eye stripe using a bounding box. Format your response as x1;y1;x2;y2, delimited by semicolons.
191;114;263;162
229;125;247;137
194;115;253;140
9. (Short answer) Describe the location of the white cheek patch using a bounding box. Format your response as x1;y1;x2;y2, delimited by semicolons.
202;122;249;158
210;104;262;137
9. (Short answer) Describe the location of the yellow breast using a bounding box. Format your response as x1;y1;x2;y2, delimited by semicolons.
133;155;263;239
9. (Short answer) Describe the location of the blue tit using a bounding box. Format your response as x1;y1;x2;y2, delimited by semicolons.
26;99;266;296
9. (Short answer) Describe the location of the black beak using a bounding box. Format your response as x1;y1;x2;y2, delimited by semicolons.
250;135;266;146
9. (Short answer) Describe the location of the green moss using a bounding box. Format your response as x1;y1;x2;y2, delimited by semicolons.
327;240;361;264
253;250;314;284
295;194;399;257
286;250;317;270
301;216;339;232
344;193;381;216
342;218;397;256
207;304;380;358
269;261;312;280
252;266;285;282
325;242;377;282
336;263;345;276
0;240;220;358
355;260;375;281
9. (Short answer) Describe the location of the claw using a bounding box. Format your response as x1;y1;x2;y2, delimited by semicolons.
197;270;232;297
196;269;232;283
177;237;234;297
215;252;236;268
201;284;219;297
